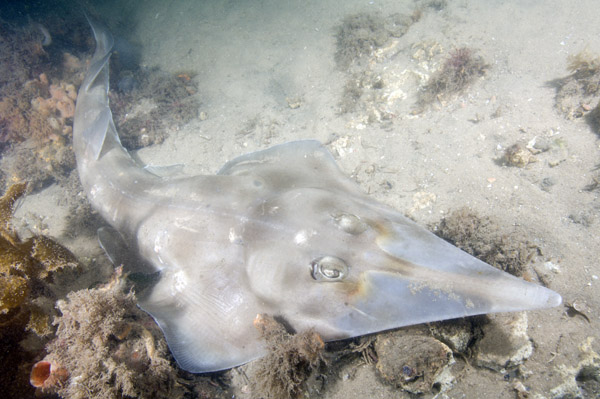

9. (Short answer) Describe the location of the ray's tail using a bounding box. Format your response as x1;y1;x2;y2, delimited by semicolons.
73;16;125;163
73;17;159;237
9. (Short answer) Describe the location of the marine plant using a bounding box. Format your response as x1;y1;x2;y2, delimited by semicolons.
36;268;179;399
250;314;325;399
0;182;78;322
419;47;489;106
0;182;78;397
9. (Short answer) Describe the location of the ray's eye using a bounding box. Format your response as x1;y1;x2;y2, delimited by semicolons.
310;256;349;282
332;212;367;235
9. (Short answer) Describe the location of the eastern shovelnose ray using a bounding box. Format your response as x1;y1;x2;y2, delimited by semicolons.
73;17;562;373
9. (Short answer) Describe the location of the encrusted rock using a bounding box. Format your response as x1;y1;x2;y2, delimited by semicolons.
429;318;474;353
550;337;600;399
475;312;533;372
374;329;454;394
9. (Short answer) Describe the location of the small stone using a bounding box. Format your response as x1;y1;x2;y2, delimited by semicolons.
540;177;556;192
527;136;550;153
503;143;536;167
475;312;533;372
285;96;302;109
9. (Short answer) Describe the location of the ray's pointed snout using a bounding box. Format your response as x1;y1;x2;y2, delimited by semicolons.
331;217;562;337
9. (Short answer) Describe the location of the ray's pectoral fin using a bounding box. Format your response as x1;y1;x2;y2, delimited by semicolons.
137;267;265;373
97;226;152;275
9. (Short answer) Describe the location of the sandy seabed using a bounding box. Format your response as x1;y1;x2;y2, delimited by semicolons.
5;0;600;398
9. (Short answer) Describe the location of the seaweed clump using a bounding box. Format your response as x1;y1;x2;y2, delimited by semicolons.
418;47;488;106
0;182;78;327
37;268;179;399
0;182;79;398
249;314;325;399
433;208;538;277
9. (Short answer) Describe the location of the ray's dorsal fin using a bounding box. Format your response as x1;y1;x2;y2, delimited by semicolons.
217;140;365;195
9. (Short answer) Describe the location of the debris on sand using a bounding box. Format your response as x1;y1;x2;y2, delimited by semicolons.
334;12;417;70
552;49;600;121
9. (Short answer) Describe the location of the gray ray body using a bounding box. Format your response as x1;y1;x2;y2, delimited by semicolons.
73;19;561;372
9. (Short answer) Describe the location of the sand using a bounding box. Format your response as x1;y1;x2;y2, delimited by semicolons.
7;0;600;397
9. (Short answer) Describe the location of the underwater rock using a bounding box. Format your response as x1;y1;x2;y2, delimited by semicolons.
0;15;86;187
117;73;138;93
550;337;600;399
0;69;82;189
109;68;200;151
374;328;455;394
23;72;78;141
475;312;533;372
429;318;475;354
587;100;600;134
334;12;417;70
30;78;77;130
